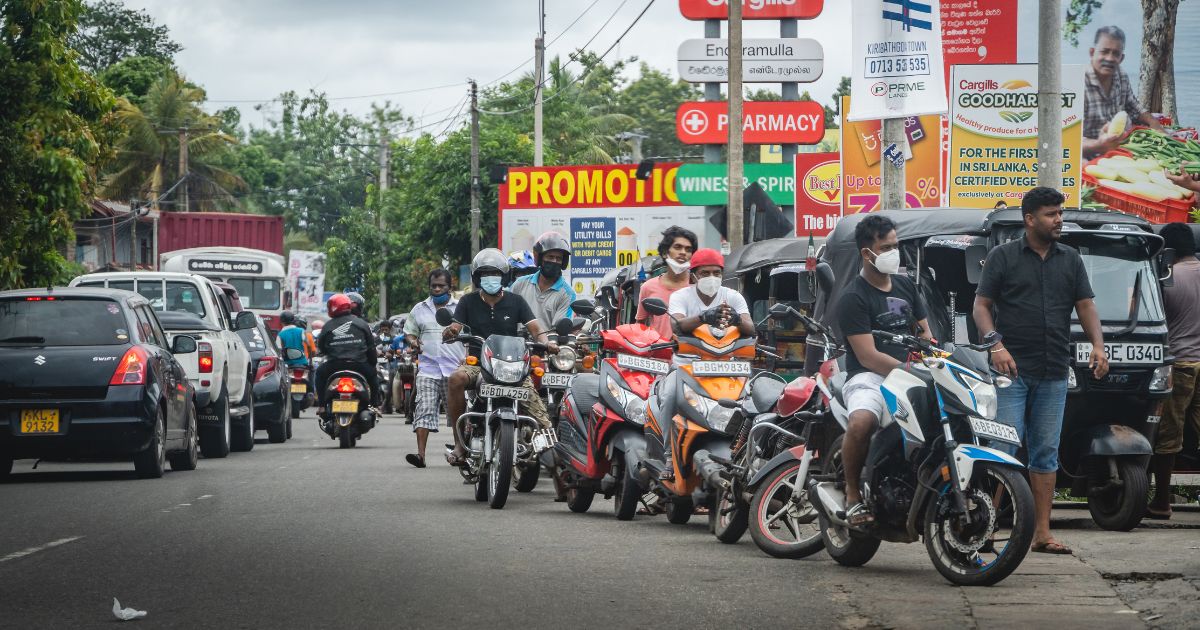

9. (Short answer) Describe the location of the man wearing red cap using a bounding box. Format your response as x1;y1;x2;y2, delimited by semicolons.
667;248;755;363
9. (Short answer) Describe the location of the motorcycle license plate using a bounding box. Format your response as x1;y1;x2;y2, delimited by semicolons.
331;400;358;414
1074;343;1162;365
691;361;752;377
617;354;670;375
479;383;531;401
541;373;574;388
19;409;59;434
970;417;1020;445
290;383;307;394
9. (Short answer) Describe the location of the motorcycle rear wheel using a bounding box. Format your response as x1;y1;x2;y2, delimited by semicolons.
338;428;354;449
749;462;824;559
817;435;880;566
488;423;516;509
710;488;748;543
567;487;595;513
666;497;693;525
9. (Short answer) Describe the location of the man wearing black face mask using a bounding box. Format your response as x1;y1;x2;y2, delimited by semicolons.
510;231;577;331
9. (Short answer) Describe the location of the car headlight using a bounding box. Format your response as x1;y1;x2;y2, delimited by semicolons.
1149;365;1171;392
552;346;578;371
491;359;525;384
962;374;997;419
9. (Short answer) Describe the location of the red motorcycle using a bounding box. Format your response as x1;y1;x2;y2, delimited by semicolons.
553;299;674;520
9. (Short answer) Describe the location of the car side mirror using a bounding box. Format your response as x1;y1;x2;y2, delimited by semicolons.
814;261;835;295
570;299;596;316
284;347;305;361
554;318;574;336
284;289;293;309
1159;247;1175;286
171;335;197;354
641;297;668;316
435;308;453;326
234;311;257;331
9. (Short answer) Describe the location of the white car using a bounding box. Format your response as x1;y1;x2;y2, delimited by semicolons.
70;272;257;456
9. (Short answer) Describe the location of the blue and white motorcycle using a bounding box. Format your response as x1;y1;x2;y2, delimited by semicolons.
809;330;1035;586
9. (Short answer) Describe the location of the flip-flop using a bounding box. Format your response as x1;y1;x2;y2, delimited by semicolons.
405;454;426;468
444;452;467;467
1031;540;1073;555
845;502;875;528
1145;507;1173;520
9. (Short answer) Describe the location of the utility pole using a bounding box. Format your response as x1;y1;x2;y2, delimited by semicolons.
178;128;189;212
470;80;482;257
880;118;907;210
1037;0;1063;189
534;0;545;166
727;0;744;249
377;125;390;318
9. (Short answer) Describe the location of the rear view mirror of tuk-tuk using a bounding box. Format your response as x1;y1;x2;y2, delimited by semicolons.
1159;248;1175;286
814;261;835;295
965;244;987;285
795;271;817;304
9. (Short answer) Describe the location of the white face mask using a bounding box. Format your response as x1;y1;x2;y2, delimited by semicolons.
868;248;901;275
696;276;722;297
665;258;690;275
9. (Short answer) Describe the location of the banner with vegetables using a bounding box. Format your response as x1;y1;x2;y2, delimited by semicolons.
1082;128;1198;223
947;64;1084;208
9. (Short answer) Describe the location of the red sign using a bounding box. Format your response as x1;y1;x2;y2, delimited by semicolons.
679;0;824;20
794;153;841;237
940;0;1018;90
676;101;825;145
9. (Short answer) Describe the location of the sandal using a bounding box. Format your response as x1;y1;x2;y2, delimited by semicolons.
405;454;426;468
1145;507;1172;520
845;502;875;528
444;451;467;467
1031;540;1073;555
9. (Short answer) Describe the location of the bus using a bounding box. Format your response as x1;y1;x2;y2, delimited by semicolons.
161;246;289;333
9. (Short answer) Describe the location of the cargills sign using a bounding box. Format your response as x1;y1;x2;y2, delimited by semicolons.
679;0;824;20
187;259;264;274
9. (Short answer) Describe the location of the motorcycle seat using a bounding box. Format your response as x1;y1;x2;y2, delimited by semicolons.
830;372;847;402
749;377;786;414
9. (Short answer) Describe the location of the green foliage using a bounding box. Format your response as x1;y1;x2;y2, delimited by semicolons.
1064;0;1105;47
0;0;117;289
616;63;701;160
69;0;181;73
97;54;173;103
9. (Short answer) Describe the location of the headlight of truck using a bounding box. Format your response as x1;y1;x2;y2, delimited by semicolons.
552;347;578;371
962;374;997;419
491;359;525;384
1149;365;1172;392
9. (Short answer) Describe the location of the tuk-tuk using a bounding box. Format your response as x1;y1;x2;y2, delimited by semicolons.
814;207;1172;531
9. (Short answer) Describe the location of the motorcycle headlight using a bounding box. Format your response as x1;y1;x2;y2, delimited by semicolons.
552;346;578;371
1149;365;1171;392
962;374;997;419
491;359;525;384
624;397;648;424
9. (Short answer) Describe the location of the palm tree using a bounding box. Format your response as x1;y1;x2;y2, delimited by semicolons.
102;73;245;211
543;57;636;164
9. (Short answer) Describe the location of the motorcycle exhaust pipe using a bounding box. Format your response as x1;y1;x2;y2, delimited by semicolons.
808;478;850;528
693;449;729;490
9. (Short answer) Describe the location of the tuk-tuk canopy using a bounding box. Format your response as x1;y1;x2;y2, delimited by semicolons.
726;236;826;277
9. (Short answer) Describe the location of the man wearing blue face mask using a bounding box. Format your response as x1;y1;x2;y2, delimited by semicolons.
401;269;464;467
441;249;557;466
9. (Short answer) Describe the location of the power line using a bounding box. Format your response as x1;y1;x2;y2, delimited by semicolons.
482;0;605;88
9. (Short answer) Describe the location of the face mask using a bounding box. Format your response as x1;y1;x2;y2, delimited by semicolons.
480;276;503;295
431;292;450;305
868;249;901;275
666;258;690;275
697;276;722;297
540;260;563;280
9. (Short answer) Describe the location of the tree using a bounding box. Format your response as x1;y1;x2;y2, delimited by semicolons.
616;63;701;160
68;0;181;73
97;54;173;103
0;0;118;289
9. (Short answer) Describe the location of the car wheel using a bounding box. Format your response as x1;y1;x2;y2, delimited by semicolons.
199;385;231;458
267;411;287;444
134;410;167;479
168;402;200;471
230;378;255;452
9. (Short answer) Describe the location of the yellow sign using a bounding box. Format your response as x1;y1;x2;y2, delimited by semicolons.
760;145;783;163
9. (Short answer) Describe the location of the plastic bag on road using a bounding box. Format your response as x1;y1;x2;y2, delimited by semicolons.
112;598;147;621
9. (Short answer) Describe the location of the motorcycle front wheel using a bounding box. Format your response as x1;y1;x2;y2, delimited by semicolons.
709;487;748;543
923;463;1034;586
750;461;824;559
488;423;516;509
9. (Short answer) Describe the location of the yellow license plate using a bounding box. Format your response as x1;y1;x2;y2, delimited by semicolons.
331;400;358;414
20;409;60;434
290;383;307;393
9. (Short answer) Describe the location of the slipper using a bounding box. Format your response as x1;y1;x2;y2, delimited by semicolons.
694;506;710;516
1031;540;1073;555
406;454;426;468
845;502;875;528
1145;507;1172;520
444;452;467;467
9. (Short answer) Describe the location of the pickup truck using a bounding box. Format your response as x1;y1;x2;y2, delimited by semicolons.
70;272;258;456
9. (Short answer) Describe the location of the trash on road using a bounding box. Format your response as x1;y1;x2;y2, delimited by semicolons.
112;598;147;621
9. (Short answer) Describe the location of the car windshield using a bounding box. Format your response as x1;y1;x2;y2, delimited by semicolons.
0;298;130;346
162;281;207;318
1074;238;1165;323
228;278;281;310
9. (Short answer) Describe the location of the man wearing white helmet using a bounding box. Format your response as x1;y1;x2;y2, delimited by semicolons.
441;248;558;466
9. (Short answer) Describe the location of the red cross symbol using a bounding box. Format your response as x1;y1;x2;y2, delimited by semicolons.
681;110;708;135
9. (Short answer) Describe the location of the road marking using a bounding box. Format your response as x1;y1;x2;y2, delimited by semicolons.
197;494;213;500
0;536;83;563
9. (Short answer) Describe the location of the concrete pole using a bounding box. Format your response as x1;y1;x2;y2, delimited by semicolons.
470;80;482;257
178;129;189;212
534;0;545;166
1037;0;1063;190
377;126;390;318
727;0;745;248
881;118;907;210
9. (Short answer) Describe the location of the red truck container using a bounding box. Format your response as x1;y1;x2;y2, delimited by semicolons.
157;212;284;256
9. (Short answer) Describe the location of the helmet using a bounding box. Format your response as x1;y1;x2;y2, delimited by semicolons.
280;311;296;326
294;316;308;329
327;294;353;317
390;318;404;329
346;292;365;317
508;250;538;279
533;231;572;268
471;248;510;286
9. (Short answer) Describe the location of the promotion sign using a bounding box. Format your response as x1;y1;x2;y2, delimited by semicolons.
947;64;1084;208
940;0;1017;89
502;163;680;209
674;163;795;206
850;0;949;120
569;218;617;279
678;38;824;84
679;0;825;20
676;101;826;145
840;96;944;214
794;153;842;236
287;250;326;319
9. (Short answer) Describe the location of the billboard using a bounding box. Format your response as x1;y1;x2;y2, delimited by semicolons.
678;0;825;20
850;0;949;120
794;153;842;237
287;250;326;319
839;96;944;214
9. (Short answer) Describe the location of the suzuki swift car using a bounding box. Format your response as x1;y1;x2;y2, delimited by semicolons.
0;288;199;479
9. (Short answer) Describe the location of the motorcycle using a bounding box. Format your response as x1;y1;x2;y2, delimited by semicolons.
521;314;589;494
391;348;417;422
282;348;315;419
318;368;378;449
435;308;554;509
809;330;1036;586
553;298;675;519
376;342;394;414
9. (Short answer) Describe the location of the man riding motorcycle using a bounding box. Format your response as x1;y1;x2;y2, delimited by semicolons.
315;293;381;409
509;232;577;331
444;249;558;466
276;311;310;368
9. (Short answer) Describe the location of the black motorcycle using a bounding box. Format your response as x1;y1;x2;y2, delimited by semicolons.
318;368;377;449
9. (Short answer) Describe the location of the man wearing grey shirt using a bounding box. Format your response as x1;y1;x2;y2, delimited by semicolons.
509;231;577;330
402;268;466;468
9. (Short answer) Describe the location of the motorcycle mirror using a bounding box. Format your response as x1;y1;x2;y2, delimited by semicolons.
814;261;835;296
570;299;596;316
1159;247;1176;286
768;303;794;318
641;297;668;316
716;398;740;409
434;308;453;326
796;271;817;304
554;318;573;336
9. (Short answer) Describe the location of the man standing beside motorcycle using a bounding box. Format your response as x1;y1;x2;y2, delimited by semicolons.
973;186;1108;555
509;232;576;331
403;270;464;468
835;214;931;528
636;226;697;341
315;294;381;411
443;249;558;466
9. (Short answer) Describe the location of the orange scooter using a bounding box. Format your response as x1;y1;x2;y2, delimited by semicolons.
641;323;758;524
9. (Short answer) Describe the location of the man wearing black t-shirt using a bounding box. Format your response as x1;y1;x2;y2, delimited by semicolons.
442;249;557;466
835;214;931;527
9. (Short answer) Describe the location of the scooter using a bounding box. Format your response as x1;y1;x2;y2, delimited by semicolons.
810;330;1036;586
318;369;378;449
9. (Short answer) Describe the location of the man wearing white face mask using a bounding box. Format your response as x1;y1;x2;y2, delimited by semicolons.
835;214;931;528
667;248;755;367
636;226;697;341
